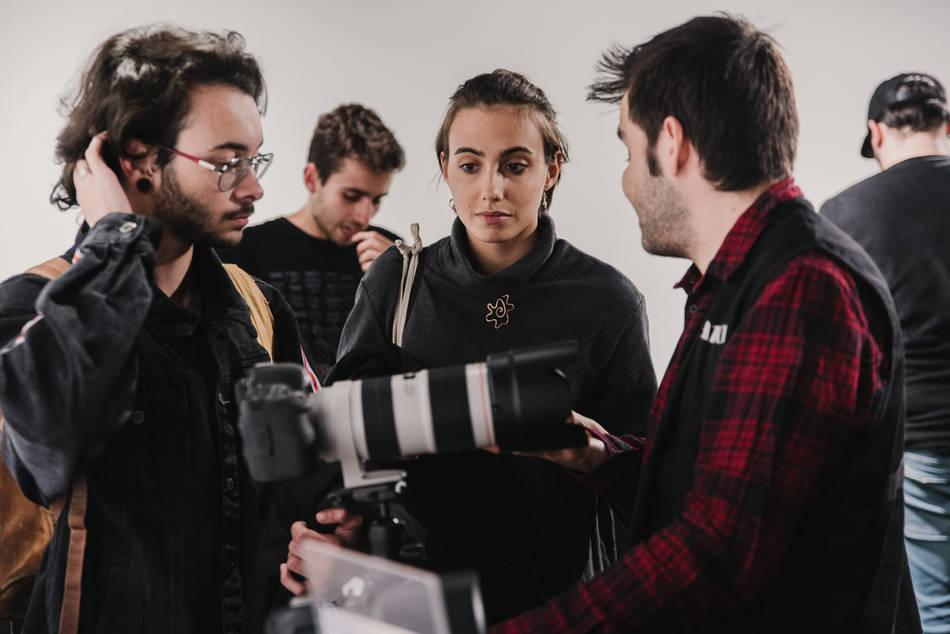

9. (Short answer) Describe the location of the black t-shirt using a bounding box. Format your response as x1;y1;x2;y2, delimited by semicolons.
822;155;950;451
220;217;399;380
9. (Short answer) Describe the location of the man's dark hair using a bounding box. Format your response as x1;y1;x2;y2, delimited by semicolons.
307;104;405;184
435;68;570;212
588;14;798;191
880;76;949;132
50;25;266;209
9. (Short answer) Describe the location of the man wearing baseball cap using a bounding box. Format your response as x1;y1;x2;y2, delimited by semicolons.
822;72;950;633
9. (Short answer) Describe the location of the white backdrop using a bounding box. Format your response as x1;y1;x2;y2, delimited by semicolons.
1;0;947;375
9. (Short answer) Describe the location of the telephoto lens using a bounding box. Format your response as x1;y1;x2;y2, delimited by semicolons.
485;341;589;451
312;340;587;463
236;341;588;484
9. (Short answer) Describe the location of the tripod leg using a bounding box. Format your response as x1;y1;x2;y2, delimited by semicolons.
366;518;401;560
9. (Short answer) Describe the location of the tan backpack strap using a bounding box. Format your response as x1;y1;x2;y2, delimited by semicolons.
222;263;275;361
26;257;70;280
57;475;87;634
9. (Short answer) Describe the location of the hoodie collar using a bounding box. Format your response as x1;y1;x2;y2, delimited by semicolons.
444;213;557;288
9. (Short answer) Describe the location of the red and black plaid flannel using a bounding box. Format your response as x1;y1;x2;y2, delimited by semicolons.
493;179;887;633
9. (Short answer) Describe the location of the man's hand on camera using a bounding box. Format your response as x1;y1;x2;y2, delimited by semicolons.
74;132;133;228
514;410;610;473
279;508;365;596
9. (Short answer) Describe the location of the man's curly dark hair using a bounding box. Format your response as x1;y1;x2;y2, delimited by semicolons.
306;104;405;183
51;25;266;209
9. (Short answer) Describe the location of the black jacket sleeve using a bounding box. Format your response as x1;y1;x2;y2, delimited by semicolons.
587;291;657;435
0;213;160;504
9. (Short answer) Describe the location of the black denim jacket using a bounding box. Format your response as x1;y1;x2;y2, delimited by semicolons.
0;214;324;633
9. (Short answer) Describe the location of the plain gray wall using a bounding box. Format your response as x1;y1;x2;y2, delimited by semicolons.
2;0;947;375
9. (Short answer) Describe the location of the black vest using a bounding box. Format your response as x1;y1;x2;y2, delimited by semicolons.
627;199;920;633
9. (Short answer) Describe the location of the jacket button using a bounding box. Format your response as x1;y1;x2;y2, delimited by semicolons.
130;410;146;425
225;477;236;492
688;304;698;314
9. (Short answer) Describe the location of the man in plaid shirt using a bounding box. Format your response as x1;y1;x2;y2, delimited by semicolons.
493;15;920;634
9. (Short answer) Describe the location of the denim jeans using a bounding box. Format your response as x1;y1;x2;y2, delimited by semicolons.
905;450;950;633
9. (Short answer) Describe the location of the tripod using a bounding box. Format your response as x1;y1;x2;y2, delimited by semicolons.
269;475;483;634
327;478;430;565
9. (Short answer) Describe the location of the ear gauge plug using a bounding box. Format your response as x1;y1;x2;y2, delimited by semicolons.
136;178;152;193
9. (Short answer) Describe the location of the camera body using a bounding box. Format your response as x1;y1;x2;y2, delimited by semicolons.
236;341;586;489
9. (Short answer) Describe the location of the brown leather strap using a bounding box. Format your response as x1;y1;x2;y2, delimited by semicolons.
57;475;86;634
25;258;70;280
22;257;71;530
48;494;65;524
17;257;84;633
0;420;54;620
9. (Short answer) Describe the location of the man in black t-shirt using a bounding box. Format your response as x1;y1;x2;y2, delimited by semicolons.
222;104;405;379
821;72;950;633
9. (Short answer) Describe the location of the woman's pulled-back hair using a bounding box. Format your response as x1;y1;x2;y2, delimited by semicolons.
435;69;569;212
51;25;266;209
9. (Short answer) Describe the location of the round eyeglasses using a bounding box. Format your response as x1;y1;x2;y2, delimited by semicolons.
161;146;274;192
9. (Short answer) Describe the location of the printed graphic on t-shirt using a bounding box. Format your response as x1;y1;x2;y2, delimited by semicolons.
268;268;362;372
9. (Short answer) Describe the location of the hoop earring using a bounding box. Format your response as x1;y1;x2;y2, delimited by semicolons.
136;178;152;193
449;198;456;212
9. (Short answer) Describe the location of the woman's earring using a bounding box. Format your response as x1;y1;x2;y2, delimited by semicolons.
541;194;549;212
449;198;456;212
136;178;152;193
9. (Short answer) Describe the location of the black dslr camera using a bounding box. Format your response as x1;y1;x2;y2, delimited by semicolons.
236;340;586;490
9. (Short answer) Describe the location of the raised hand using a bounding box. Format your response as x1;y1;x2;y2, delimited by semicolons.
352;230;395;272
74;132;133;227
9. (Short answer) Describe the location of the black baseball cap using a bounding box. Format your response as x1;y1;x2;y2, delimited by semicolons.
861;72;947;158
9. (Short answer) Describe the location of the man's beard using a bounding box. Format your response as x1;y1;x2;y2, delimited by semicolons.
635;152;693;259
151;170;252;249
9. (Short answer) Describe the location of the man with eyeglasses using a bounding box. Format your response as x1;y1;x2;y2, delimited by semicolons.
221;103;405;381
0;26;316;634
